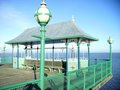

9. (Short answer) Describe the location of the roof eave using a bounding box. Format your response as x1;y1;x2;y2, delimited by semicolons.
32;35;98;41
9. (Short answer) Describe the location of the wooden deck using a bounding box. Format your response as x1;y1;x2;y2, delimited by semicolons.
0;64;59;87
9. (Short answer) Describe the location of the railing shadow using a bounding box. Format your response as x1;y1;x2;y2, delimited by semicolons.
23;83;40;90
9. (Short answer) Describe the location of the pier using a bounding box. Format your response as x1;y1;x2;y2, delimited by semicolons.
0;0;113;89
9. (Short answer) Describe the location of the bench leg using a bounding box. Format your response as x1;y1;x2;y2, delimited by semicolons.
58;69;61;73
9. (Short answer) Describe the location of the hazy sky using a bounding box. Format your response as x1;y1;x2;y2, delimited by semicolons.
0;0;120;52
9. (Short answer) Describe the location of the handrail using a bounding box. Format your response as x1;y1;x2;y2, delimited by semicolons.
0;79;40;90
0;60;111;90
67;60;111;90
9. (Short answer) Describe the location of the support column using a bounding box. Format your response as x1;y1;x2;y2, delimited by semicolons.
66;39;69;90
3;46;6;64
37;46;39;60
25;44;27;58
52;44;54;67
31;43;33;58
65;39;69;73
12;44;14;66
17;44;19;69
87;42;90;66
77;39;81;70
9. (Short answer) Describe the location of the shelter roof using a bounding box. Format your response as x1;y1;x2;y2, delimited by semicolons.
6;20;98;45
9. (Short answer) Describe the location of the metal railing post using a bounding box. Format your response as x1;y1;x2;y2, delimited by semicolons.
100;63;102;81
106;61;107;78
83;72;86;90
67;72;70;90
94;65;96;86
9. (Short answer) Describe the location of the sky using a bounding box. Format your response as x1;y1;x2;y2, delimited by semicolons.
0;0;120;53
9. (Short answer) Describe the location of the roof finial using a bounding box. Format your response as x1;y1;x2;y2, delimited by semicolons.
72;15;75;22
41;0;46;5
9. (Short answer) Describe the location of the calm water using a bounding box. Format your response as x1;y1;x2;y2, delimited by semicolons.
99;53;120;90
0;53;120;89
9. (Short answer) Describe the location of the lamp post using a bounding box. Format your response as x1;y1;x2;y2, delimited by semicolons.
34;0;51;90
107;36;113;74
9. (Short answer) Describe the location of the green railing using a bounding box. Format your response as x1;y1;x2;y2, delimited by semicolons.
0;79;40;90
0;60;111;90
67;61;111;90
0;56;12;64
0;73;65;90
44;73;65;90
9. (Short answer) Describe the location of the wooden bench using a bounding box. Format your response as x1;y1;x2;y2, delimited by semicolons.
45;61;53;72
33;60;40;68
45;61;64;73
22;60;64;73
22;60;33;69
22;59;39;69
53;61;64;73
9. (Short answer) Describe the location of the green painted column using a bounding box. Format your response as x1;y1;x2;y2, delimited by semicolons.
83;72;86;90
66;39;69;90
3;46;6;64
77;39;81;69
12;44;14;66
17;44;19;69
65;39;69;73
37;46;39;60
31;43;33;58
40;25;46;90
52;44;54;66
87;42;90;66
25;45;27;58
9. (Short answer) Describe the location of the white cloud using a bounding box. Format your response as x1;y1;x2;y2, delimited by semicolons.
0;3;35;52
0;4;32;29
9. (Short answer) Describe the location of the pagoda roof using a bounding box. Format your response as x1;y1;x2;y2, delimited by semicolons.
6;20;98;45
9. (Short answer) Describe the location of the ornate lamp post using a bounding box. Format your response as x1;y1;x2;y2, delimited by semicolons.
107;36;113;74
34;0;51;90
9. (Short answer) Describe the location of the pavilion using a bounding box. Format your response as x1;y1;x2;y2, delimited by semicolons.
6;20;98;71
2;20;113;90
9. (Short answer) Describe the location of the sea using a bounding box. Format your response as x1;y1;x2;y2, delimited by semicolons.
0;53;120;90
99;53;120;90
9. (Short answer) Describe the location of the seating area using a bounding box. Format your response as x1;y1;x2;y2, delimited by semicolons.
22;60;64;73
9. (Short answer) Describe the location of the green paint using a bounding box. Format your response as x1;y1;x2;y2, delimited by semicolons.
65;39;69;73
33;35;98;41
0;79;40;90
77;39;81;69
109;44;112;75
37;46;39;60
12;44;14;66
87;43;90;66
0;60;112;90
101;63;102;81
52;44;54;66
93;65;96;86
40;26;46;90
6;34;98;44
67;72;70;90
3;46;6;64
83;72;86;90
17;44;19;69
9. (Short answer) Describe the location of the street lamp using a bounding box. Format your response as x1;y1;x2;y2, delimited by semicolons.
34;0;52;90
107;36;113;74
107;36;113;60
